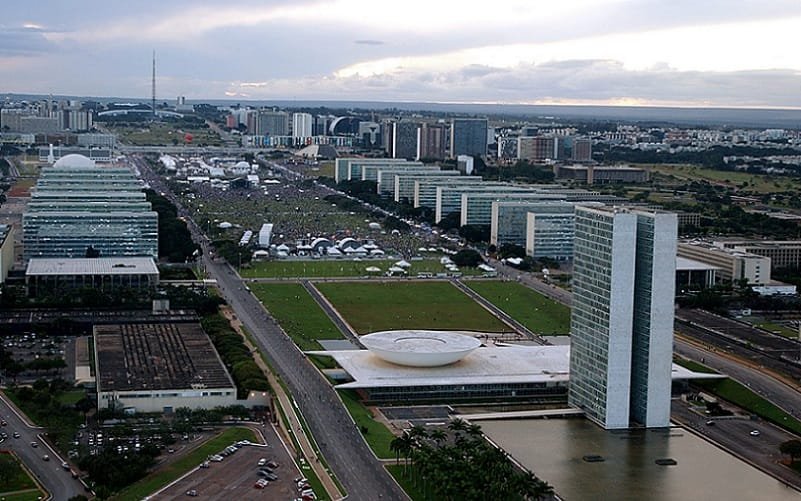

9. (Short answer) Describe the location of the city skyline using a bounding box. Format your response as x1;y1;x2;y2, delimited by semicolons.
2;0;801;108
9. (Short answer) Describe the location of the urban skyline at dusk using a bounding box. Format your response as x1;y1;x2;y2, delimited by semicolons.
2;0;801;108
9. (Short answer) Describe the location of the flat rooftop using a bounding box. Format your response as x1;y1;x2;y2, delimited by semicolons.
676;256;719;271
310;343;719;389
95;323;234;392
26;257;159;276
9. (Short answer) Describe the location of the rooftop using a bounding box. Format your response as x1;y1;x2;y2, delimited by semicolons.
676;256;720;271
310;341;719;390
95;323;234;392
26;257;159;276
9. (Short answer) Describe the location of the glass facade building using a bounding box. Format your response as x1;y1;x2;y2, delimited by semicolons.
23;159;158;261
450;118;488;158
568;206;677;429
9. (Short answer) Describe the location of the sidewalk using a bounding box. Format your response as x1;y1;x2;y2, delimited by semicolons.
221;307;345;500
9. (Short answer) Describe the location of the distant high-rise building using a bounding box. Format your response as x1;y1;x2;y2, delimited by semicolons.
255;110;289;136
358;121;381;148
497;136;519;162
571;137;593;162
314;115;332;136
450;118;488;158
419;123;446;160
57;110;93;132
518;136;558;162
292;113;314;138
389;121;420;160
569;206;677;429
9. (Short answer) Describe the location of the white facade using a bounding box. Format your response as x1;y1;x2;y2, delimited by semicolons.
292;113;314;138
258;223;274;248
569;206;677;429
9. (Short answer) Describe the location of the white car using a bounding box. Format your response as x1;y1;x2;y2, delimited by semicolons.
750;430;761;437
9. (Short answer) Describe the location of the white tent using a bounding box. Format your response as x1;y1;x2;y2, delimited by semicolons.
388;266;406;274
365;266;382;273
395;260;411;268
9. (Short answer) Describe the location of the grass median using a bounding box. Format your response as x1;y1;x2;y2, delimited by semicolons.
695;378;801;435
674;357;718;374
386;464;425;501
465;280;571;335
250;283;344;351
242;258;481;279
340;390;395;459
111;427;257;501
0;453;39;494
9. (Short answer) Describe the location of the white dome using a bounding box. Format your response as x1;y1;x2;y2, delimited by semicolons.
235;161;250;168
361;330;481;367
53;154;96;168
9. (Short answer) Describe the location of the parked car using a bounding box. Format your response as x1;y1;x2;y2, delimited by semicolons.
254;479;269;489
750;430;761;437
186;489;198;497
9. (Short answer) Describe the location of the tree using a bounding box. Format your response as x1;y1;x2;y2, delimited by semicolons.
780;439;801;462
436;211;461;232
452;249;483;268
459;224;490;243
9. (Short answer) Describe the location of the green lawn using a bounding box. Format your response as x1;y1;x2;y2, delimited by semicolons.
465;280;571;335
0;491;44;501
646;163;801;194
755;321;798;338
340;390;395;459
315;281;509;334
0;454;38;493
109;123;223;147
673;357;718;374
250;283;344;350
56;390;87;405
695;378;801;436
386;464;425;501
112;427;257;501
241;258;480;279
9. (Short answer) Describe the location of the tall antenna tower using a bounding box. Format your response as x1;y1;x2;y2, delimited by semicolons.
151;50;156;119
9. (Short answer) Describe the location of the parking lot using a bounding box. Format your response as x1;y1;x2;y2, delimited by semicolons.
157;426;308;500
1;332;71;383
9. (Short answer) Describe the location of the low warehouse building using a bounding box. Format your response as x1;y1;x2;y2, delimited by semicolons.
95;323;237;413
26;257;159;297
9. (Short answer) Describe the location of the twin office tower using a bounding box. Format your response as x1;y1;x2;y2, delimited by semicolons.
569;205;678;429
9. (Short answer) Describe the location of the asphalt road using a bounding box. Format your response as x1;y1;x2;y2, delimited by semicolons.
675;338;801;419
135;156;407;501
676;309;801;381
0;393;86;500
671;400;800;490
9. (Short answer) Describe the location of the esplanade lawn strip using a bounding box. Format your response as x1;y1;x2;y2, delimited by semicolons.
314;281;510;335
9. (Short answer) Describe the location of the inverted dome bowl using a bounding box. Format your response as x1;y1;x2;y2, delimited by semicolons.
361;330;481;367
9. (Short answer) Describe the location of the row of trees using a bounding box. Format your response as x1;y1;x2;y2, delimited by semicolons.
390;419;553;500
200;310;270;399
6;379;89;452
145;189;199;263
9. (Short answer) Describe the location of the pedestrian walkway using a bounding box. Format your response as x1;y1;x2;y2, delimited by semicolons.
452;279;547;345
457;408;584;421
220;307;345;500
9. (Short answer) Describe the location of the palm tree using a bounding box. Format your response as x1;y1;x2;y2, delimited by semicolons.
390;435;404;466
466;423;483;436
447;417;468;433
429;429;447;447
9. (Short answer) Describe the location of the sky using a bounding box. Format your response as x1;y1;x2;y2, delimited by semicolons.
2;0;801;108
